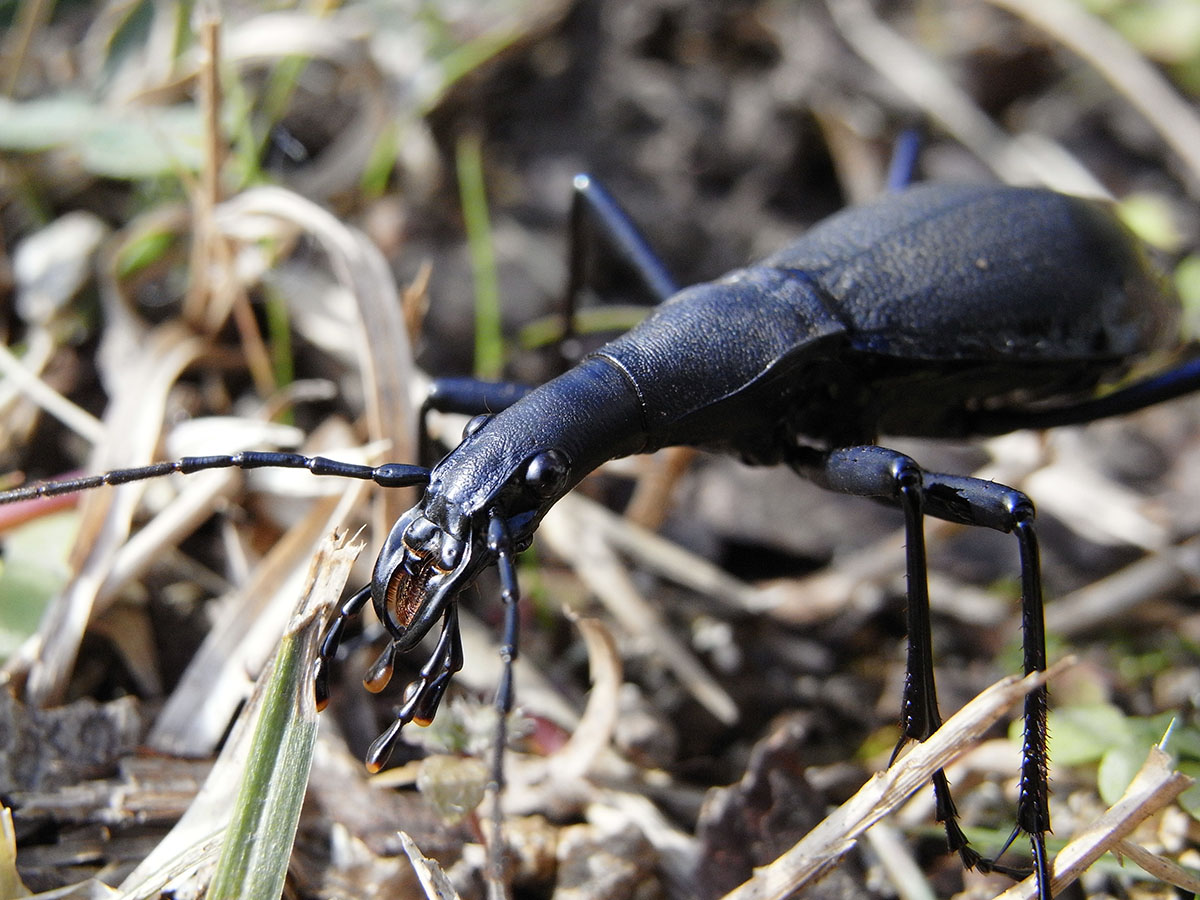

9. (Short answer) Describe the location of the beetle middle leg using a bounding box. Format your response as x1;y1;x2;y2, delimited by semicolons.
794;445;1051;898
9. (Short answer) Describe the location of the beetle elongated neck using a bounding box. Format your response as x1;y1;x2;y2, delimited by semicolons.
590;268;848;457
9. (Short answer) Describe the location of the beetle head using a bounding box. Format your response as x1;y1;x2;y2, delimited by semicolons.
369;418;572;653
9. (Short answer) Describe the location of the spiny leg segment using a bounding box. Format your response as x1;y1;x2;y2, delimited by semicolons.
795;445;1051;899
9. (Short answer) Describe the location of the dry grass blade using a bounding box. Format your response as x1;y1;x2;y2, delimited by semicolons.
451;608;580;734
1025;460;1168;552
826;0;1107;194
0;340;104;443
541;493;739;724
400;832;464;900
559;489;766;614
147;474;370;756
990;745;1193;899
986;0;1200;190
505;613;627;807
551;615;623;782
8;326;207;708
863;822;936;900
719;663;1063;900
1111;838;1200;893
0;805;29;899
1043;534;1200;638
215;187;417;529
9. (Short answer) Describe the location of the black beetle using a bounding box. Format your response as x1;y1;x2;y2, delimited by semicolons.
5;176;1193;900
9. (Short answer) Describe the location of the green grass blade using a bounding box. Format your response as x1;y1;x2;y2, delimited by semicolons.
455;131;504;380
206;533;360;900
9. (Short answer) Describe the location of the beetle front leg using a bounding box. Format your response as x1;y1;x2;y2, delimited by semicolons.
483;514;521;882
313;584;373;709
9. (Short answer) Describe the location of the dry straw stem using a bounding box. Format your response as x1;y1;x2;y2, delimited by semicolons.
146;477;371;757
1110;837;1200;894
8;326;208;708
215;186;418;529
992;744;1194;899
540;493;739;724
555;488;765;614
986;0;1200;192
719;662;1066;900
0;339;105;443
1043;534;1200;639
400;832;464;900
0;806;28;899
826;0;1107;195
549;615;624;783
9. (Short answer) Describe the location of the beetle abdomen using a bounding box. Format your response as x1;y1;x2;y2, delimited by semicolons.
766;183;1179;363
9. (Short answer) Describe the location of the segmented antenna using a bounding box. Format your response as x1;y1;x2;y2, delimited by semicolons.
0;451;431;505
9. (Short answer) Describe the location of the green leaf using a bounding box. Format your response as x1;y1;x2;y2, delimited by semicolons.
115;226;180;279
1044;703;1134;765
0;95;203;179
206;623;318;900
1097;743;1147;804
1176;760;1200;818
1116;192;1182;251
456;131;504;381
0;511;79;662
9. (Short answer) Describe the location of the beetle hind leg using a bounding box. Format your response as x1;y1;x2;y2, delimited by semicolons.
917;474;1052;899
795;447;1052;898
890;454;993;878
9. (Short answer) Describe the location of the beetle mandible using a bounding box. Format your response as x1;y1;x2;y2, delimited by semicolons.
4;175;1194;900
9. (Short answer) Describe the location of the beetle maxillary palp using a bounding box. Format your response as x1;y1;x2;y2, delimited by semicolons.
313;584;373;709
363;642;398;693
401;605;464;727
361;606;466;773
366;717;406;774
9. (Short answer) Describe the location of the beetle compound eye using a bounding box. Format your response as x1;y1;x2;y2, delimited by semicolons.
463;414;491;439
522;449;570;499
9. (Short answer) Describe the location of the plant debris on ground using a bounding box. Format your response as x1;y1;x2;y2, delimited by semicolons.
1;1;1200;899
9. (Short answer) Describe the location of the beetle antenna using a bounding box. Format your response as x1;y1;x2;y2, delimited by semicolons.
0;451;430;506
